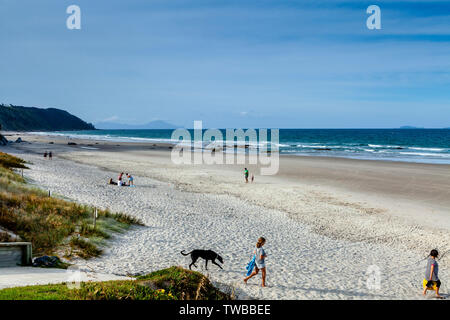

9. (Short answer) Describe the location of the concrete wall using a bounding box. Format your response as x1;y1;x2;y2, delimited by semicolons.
0;243;32;267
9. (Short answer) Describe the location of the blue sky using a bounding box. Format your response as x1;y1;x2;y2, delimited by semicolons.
1;0;449;128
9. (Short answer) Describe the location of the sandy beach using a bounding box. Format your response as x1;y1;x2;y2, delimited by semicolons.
2;132;449;299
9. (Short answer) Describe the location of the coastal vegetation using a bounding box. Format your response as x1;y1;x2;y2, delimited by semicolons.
0;152;142;259
0;104;95;131
0;266;232;300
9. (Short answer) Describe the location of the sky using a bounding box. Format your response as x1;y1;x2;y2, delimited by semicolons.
1;0;449;128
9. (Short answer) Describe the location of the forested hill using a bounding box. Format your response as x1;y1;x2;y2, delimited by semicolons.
0;104;95;131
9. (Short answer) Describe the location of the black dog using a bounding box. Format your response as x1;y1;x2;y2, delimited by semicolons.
181;250;224;270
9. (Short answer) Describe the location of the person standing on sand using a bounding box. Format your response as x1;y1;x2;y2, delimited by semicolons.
244;237;267;287
244;168;249;183
423;249;442;298
49;151;52;160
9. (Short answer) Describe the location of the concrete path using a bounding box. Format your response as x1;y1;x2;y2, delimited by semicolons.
0;267;132;290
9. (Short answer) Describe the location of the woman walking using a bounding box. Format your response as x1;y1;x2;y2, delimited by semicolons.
244;237;267;287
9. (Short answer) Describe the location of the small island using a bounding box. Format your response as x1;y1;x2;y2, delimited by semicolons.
399;126;425;129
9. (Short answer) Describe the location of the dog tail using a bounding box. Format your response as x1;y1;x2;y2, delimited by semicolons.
180;250;192;256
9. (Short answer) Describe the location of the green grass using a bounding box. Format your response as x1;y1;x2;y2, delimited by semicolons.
0;152;144;259
0;267;232;300
0;283;75;300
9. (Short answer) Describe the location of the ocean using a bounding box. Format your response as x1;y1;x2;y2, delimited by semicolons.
32;129;450;165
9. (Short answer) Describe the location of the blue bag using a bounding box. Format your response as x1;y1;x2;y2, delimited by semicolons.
246;255;256;276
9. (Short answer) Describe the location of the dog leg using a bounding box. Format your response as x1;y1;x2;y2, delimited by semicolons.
189;256;199;270
212;260;223;269
205;260;208;270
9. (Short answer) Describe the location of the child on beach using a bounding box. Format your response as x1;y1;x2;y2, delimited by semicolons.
127;173;134;186
423;249;442;298
244;237;267;287
244;168;249;183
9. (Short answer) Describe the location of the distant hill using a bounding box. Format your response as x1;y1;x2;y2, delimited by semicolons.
95;120;178;130
0;104;95;131
400;126;449;129
399;126;424;129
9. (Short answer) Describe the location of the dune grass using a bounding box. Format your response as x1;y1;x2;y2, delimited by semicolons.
0;266;231;300
0;152;143;258
0;152;27;170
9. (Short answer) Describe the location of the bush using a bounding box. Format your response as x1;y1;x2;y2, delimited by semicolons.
138;266;231;300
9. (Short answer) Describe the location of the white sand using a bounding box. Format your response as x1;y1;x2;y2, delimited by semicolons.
3;145;448;300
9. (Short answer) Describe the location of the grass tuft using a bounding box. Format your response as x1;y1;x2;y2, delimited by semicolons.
69;237;102;259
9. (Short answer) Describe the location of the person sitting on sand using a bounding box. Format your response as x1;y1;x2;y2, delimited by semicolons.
118;172;124;182
117;178;129;187
244;168;249;183
244;237;267;287
423;249;442;298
